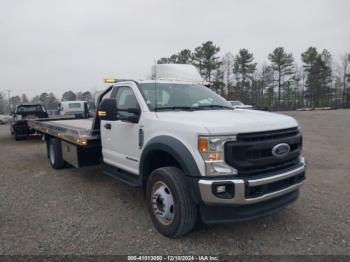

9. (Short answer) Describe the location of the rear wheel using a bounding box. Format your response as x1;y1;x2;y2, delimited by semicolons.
146;167;197;238
48;138;65;169
14;130;25;141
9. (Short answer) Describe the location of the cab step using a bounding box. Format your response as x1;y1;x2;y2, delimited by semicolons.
104;166;142;187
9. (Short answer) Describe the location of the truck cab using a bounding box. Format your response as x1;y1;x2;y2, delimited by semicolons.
30;65;306;237
98;77;305;237
58;101;90;118
10;103;48;140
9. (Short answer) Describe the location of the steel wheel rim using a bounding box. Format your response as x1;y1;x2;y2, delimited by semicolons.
49;143;55;165
151;181;175;225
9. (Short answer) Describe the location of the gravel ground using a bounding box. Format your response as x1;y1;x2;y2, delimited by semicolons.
0;110;349;255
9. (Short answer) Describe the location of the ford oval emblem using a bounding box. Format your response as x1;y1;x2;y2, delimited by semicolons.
272;143;290;158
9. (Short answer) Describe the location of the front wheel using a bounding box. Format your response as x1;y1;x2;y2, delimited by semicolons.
146;167;197;238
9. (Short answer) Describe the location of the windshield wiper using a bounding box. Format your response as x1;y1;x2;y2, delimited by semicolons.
195;105;234;110
155;106;196;111
155;105;234;111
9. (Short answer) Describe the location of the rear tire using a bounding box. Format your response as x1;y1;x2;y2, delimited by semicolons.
146;167;197;238
48;138;65;169
14;130;25;141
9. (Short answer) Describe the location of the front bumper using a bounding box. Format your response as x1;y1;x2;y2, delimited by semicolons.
200;190;299;224
198;163;305;205
191;159;306;224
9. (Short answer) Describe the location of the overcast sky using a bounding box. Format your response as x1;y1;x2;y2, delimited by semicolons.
0;0;349;98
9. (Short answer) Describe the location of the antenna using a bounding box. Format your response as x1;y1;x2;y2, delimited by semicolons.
154;60;158;111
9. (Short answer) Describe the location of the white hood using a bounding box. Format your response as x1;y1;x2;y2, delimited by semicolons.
156;109;298;135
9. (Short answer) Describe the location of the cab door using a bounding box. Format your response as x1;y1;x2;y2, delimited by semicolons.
101;86;141;175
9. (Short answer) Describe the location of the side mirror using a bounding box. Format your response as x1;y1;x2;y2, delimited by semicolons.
127;107;141;115
99;98;117;121
126;115;139;123
125;107;140;123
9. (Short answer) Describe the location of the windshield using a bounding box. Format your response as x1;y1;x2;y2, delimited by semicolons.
230;101;243;106
68;103;82;108
139;83;232;111
16;105;45;113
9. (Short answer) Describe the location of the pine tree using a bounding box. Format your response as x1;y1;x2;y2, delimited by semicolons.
233;49;257;101
157;49;192;64
62;91;76;101
39;92;49;107
302;47;332;107
192;41;221;82
177;49;192;64
268;47;294;109
47;93;59;110
21;94;29;103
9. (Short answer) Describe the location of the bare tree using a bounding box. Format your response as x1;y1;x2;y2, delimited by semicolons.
221;52;234;95
340;53;350;106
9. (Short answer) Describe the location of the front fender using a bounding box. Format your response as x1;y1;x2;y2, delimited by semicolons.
139;135;201;178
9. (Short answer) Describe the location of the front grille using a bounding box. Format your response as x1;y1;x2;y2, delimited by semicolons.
246;172;305;198
237;127;299;142
225;127;302;176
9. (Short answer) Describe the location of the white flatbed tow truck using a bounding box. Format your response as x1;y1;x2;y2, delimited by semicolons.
28;64;306;237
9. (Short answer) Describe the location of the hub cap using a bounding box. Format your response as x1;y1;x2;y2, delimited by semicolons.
151;181;175;225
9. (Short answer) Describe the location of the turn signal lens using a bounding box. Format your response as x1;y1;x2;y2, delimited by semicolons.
77;139;88;146
198;137;209;153
98;111;106;117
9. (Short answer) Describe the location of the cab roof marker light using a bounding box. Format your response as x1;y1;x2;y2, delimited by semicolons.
104;79;118;84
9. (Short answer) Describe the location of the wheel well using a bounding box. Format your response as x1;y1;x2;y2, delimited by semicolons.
142;150;182;188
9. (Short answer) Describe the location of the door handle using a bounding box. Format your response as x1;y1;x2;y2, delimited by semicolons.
104;123;111;130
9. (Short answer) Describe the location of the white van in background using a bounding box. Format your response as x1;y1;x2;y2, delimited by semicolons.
0;114;11;124
58;101;90;118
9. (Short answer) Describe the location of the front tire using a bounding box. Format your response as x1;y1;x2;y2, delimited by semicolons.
48;138;65;169
146;167;197;238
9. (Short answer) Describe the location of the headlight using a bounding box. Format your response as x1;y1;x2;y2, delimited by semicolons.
198;136;237;176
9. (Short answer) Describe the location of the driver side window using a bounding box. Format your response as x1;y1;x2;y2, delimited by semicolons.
114;86;139;119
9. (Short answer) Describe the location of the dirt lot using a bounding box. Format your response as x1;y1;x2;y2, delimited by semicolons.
0;110;349;255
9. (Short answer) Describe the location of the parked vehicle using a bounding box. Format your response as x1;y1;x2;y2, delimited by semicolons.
228;100;254;109
58;101;90;118
28;64;306;237
10;104;48;140
0;114;11;125
254;105;271;111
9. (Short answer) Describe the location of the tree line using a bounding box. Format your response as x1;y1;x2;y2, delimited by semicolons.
158;41;350;110
1;41;349;114
0;90;95;114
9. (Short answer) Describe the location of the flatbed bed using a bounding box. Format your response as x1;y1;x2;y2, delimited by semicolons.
28;116;102;168
26;86;112;168
28;118;99;146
